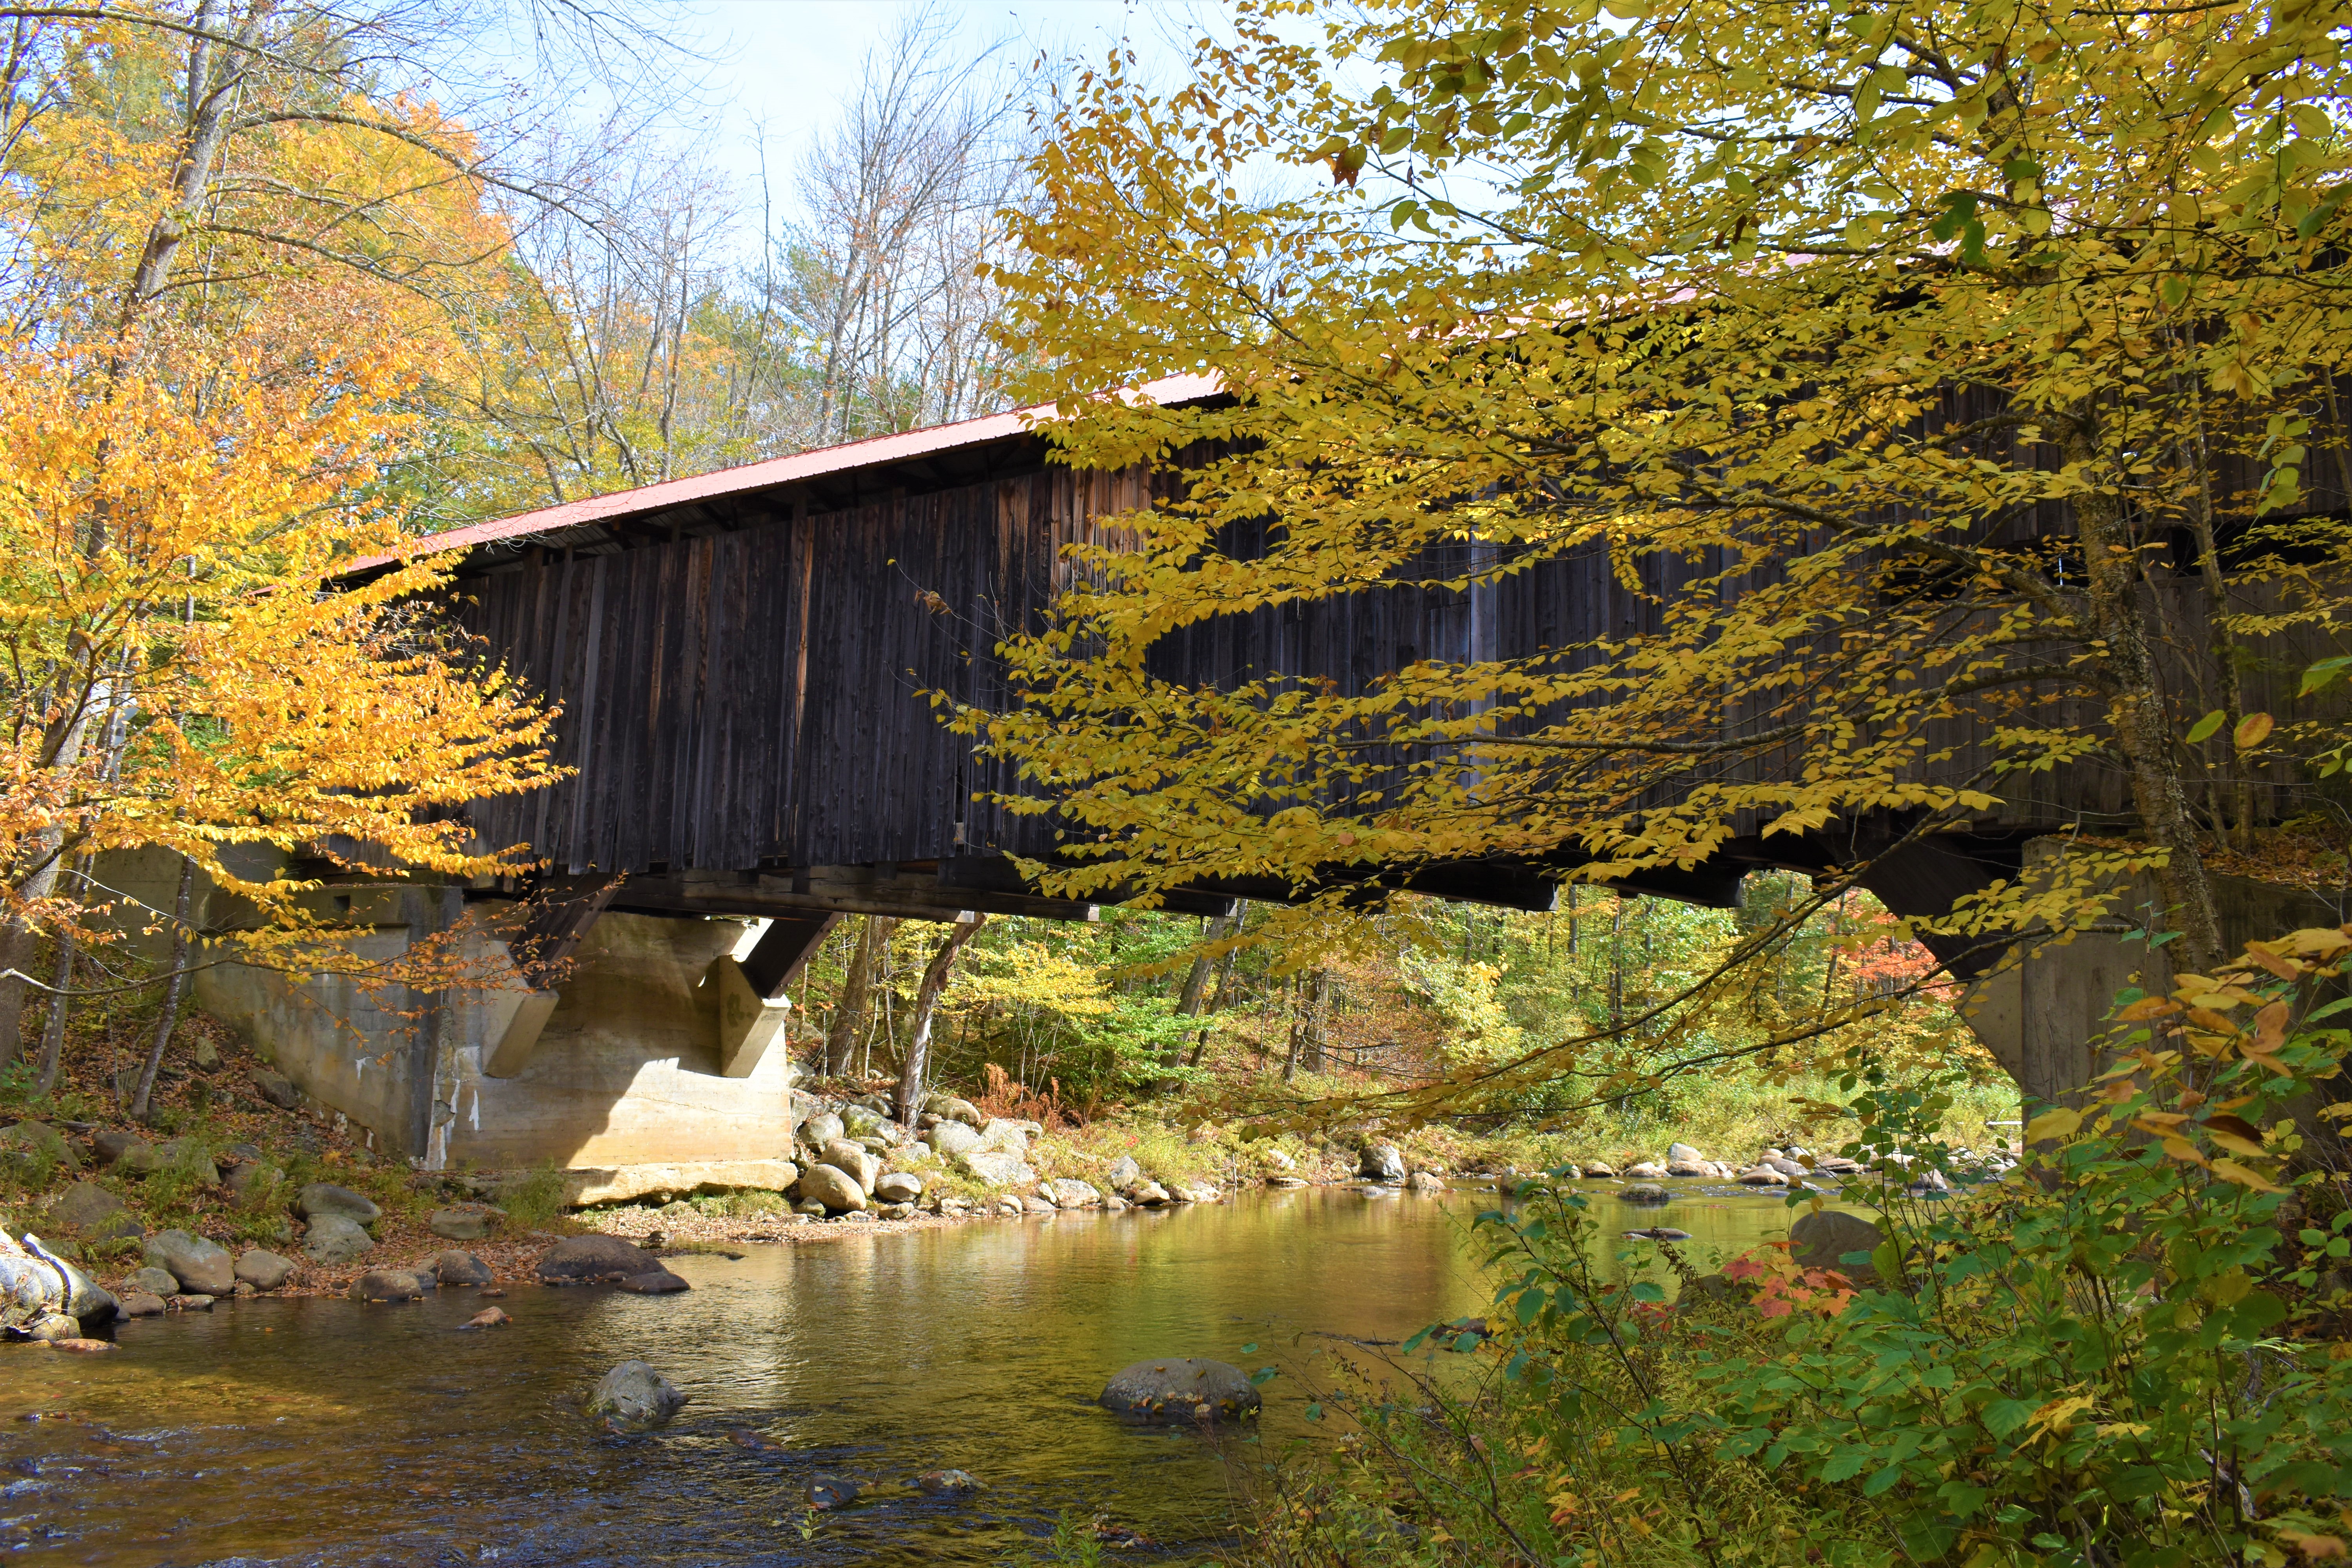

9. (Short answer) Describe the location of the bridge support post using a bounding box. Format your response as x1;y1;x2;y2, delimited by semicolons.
710;913;839;1078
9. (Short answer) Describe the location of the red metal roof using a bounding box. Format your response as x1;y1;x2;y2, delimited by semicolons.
368;372;1223;570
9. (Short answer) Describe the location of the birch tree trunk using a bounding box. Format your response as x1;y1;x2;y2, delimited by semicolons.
894;915;983;1125
129;855;197;1122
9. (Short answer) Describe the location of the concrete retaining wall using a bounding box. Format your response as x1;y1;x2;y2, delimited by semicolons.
91;853;804;1177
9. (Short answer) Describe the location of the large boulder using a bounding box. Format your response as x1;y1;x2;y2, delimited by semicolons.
1045;1178;1101;1209
953;1149;1034;1188
429;1204;504;1241
797;1164;868;1214
927;1095;984;1129
616;1269;690;1293
123;1266;178;1298
1358;1142;1406;1183
1666;1141;1705;1165
819;1140;881;1194
350;1269;423;1302
975;1119;1030;1155
587;1360;688;1430
250;1067;300;1109
1127;1180;1171;1206
234;1249;296;1291
1104;1154;1143;1190
538;1233;663;1284
927;1121;982;1158
145;1229;236;1295
873;1171;925;1204
1791;1209;1885;1281
1619;1184;1671;1206
296;1183;380;1226
156;1138;220;1186
1406;1171;1446;1194
47;1181;140;1240
4;1234;115;1327
1100;1357;1263;1423
302;1212;374;1266
432;1249;494;1287
91;1131;157;1174
0;1120;75;1178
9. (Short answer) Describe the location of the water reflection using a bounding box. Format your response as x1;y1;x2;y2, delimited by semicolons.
1;1183;1836;1566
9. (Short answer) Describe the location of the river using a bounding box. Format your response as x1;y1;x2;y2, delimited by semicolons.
3;1181;1834;1566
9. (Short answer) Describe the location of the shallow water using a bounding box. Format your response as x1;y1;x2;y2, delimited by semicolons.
2;1181;1843;1566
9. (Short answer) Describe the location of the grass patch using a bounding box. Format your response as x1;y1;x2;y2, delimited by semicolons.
502;1161;570;1227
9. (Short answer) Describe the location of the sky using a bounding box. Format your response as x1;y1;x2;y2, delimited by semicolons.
664;1;1204;195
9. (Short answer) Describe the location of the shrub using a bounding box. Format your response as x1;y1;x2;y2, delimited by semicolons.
503;1161;570;1227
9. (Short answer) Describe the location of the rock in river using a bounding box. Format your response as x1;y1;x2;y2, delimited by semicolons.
797;1163;868;1214
1790;1209;1885;1281
118;1291;167;1318
1100;1357;1263;1423
587;1359;688;1430
539;1234;664;1284
145;1230;236;1295
1358;1141;1406;1183
1104;1154;1142;1191
1618;1184;1671;1205
302;1213;374;1267
234;1249;296;1291
350;1269;423;1302
916;1469;982;1495
432;1249;494;1287
296;1183;380;1226
805;1476;859;1510
429;1204;504;1241
1666;1141;1705;1165
460;1306;510;1330
616;1269;690;1294
1406;1171;1446;1194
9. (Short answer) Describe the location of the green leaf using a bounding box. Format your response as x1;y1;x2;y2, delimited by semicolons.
1864;1463;1906;1497
2186;709;2227;743
1822;1450;1870;1483
1240;1343;1258;1354
1983;1399;2034;1437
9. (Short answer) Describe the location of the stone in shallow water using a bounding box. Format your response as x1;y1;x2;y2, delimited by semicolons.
349;1270;422;1302
615;1269;689;1294
537;1234;661;1284
587;1359;687;1430
915;1469;982;1495
433;1250;494;1287
460;1306;510;1330
118;1291;166;1317
1619;1183;1671;1205
1358;1141;1406;1182
1099;1357;1262;1423
805;1476;859;1510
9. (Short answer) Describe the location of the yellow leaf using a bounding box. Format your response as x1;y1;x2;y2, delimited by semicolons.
2114;996;2178;1021
2206;1129;2270;1160
2211;1158;2286;1193
2235;711;2274;748
2255;1000;2289;1053
2025;1107;2081;1142
2286;929;2352;958
2161;1136;2211;1167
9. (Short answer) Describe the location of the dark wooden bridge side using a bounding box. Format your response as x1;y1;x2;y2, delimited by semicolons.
374;380;2349;982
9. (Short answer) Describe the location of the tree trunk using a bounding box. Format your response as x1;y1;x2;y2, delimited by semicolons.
826;915;895;1076
1299;969;1330;1073
895;915;984;1125
130;855;197;1122
2069;424;2225;974
32;857;91;1097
